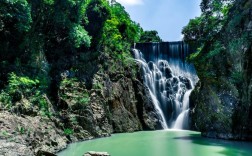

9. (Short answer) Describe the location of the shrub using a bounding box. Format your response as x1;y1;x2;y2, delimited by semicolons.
93;81;103;90
64;128;73;135
79;93;90;105
206;42;224;58
0;72;51;116
0;73;39;107
17;125;25;134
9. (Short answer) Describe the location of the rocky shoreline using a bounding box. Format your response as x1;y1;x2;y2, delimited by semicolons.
0;111;67;155
0;61;164;155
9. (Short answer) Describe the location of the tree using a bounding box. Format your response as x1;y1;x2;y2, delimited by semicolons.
26;0;92;62
182;0;234;47
85;0;111;49
100;1;142;51
139;30;162;43
0;0;32;61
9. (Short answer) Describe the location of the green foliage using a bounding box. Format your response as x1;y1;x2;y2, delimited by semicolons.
183;0;234;47
79;96;90;105
0;91;12;109
110;2;142;43
60;78;90;106
0;73;51;116
70;116;78;125
79;93;90;105
86;0;111;48
182;17;204;42
206;42;224;58
61;78;79;88
0;0;32;33
64;128;73;135
115;50;136;67
101;1;142;52
17;125;25;134
43;0;54;5
182;0;237;84
69;24;91;48
26;0;92;68
0;0;32;60
139;30;162;43
2;73;40;102
8;73;39;93
188;50;200;62
0;0;143;117
231;71;243;85
0;130;9;137
102;17;123;51
93;81;103;90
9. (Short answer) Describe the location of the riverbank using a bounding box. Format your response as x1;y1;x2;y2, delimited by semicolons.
0;111;68;155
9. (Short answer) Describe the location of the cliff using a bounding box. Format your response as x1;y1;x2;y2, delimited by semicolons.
0;49;162;155
0;0;162;155
189;0;252;140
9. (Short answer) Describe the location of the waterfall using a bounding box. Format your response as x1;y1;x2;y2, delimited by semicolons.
133;42;198;130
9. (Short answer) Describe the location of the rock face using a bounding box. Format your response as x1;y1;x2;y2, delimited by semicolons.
57;55;163;139
189;0;252;140
0;49;162;154
0;111;67;155
0;1;162;155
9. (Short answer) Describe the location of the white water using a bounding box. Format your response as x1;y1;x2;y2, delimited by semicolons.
133;48;198;129
173;89;192;129
133;49;168;128
149;90;168;129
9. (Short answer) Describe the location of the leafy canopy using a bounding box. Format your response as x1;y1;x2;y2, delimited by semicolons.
182;0;234;46
139;30;162;43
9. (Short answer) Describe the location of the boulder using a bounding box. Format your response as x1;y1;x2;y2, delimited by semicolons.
164;67;172;78
179;76;192;90
148;61;155;71
36;150;57;156
84;151;110;156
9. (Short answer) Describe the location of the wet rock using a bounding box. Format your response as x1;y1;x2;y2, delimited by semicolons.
173;85;179;92
84;151;110;156
158;61;165;70
165;98;174;120
165;81;172;90
36;150;57;156
133;79;163;130
165;89;173;97
160;82;165;92
155;72;162;80
164;67;172;78
148;61;155;71
179;76;192;90
172;77;179;85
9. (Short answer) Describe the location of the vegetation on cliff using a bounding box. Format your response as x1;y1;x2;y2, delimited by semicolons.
0;0;138;112
0;0;163;154
183;0;252;140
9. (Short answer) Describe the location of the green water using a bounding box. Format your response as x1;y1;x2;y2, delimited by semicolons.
58;130;252;156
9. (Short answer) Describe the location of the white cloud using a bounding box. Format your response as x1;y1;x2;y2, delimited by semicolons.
116;0;144;6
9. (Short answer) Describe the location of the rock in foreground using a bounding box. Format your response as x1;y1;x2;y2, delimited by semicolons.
84;151;110;156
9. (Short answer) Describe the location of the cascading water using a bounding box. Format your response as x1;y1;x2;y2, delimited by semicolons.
133;42;198;129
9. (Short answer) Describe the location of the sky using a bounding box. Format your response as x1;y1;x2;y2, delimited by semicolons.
116;0;201;41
